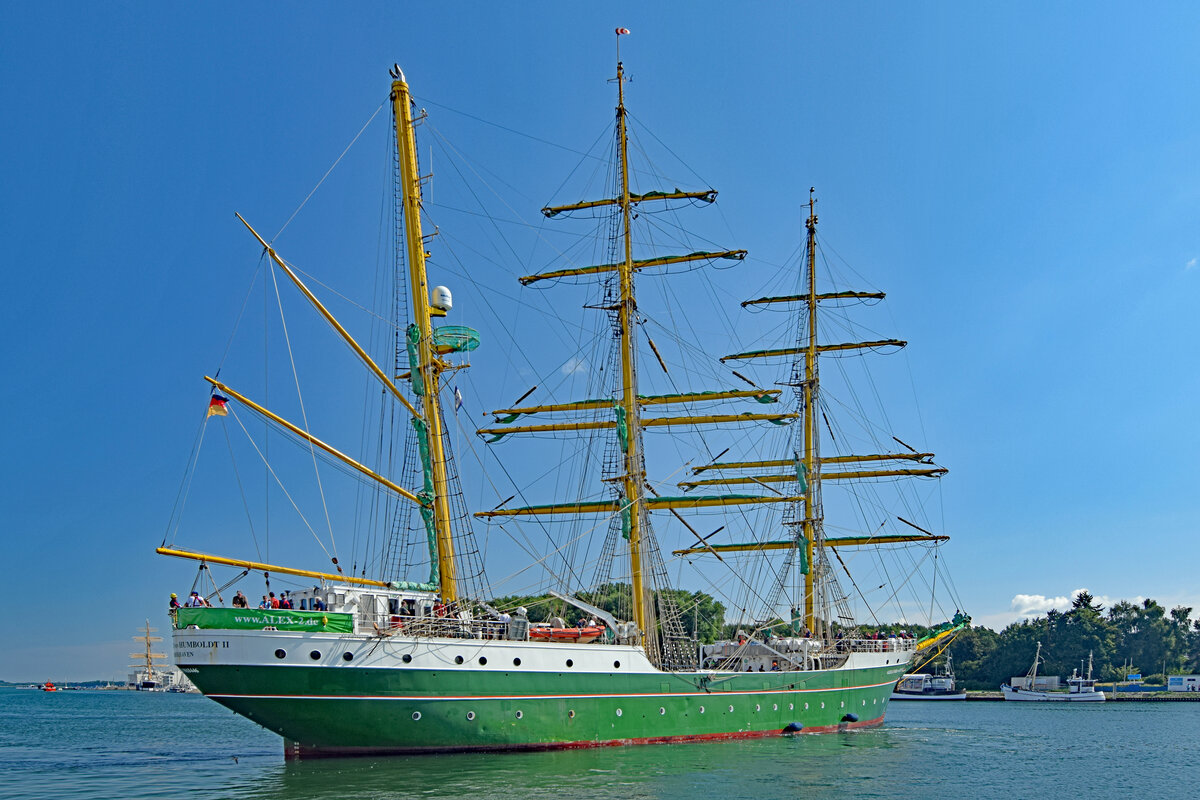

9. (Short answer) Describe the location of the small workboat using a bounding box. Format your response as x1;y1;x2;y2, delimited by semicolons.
890;654;966;700
1001;643;1105;702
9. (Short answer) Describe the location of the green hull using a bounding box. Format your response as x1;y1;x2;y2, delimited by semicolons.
188;661;903;758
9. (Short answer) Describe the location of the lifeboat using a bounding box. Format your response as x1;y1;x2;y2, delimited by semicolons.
42;682;57;692
528;625;604;644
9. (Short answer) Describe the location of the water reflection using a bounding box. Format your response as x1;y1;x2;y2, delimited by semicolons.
234;730;904;800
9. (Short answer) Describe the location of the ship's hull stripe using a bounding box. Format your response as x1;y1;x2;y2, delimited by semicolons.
209;679;897;702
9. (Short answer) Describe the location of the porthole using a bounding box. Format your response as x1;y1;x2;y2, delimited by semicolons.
659;706;666;715
840;701;845;708
466;711;476;721
755;704;761;712
513;658;522;666
613;660;621;669
803;703;808;710
773;703;779;711
568;710;576;719
566;659;574;668
342;652;354;662
789;703;795;710
699;705;706;714
821;702;825;709
402;654;412;663
479;656;488;666
412;711;421;721
309;650;321;660
615;708;623;717
862;699;867;706
454;656;464;665
515;710;523;720
274;649;286;659
873;698;878;705
728;705;735;713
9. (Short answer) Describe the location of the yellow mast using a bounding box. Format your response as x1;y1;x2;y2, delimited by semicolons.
391;69;458;603
802;190;819;634
614;59;650;643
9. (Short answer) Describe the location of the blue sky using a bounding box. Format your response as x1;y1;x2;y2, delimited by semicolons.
3;3;1199;680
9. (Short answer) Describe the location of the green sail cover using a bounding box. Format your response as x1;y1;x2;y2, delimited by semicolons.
613;402;629;451
410;416;440;590
796;460;808;492
620;501;632;541
432;325;480;353
406;324;425;396
174;607;353;632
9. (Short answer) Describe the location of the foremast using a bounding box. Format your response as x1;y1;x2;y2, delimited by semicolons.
392;69;458;603
161;68;464;604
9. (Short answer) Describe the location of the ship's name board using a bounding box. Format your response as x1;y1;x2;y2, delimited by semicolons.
174;639;231;658
177;640;231;649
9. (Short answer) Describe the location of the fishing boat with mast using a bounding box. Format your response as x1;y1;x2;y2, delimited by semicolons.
1002;643;1105;702
160;37;966;758
890;653;967;700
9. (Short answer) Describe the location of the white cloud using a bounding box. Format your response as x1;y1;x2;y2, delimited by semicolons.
561;357;588;376
1011;593;1071;617
973;587;1122;631
1186;257;1197;271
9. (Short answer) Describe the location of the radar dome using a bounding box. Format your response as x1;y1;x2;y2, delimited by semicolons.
431;286;452;312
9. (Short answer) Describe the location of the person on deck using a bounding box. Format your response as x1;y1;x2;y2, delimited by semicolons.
169;593;181;610
232;591;248;608
258;595;270;609
269;592;279;609
186;591;211;608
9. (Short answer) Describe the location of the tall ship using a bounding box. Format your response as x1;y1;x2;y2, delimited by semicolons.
161;38;966;757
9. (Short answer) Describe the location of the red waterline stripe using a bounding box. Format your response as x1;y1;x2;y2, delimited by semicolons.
284;715;888;758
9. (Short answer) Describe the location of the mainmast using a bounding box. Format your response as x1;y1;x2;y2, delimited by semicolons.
801;190;820;634
614;60;650;640
392;69;459;603
475;44;797;667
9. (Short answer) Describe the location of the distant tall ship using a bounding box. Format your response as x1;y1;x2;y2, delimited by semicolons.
128;620;167;690
161;35;967;757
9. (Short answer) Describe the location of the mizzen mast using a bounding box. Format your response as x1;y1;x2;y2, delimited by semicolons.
698;191;948;637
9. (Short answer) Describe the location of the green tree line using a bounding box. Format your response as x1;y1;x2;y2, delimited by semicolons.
937;593;1200;689
489;586;1200;689
490;583;727;643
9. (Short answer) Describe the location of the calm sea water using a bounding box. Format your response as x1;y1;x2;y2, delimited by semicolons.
1;687;1196;799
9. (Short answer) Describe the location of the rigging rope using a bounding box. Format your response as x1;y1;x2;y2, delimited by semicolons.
272;101;386;243
268;263;339;564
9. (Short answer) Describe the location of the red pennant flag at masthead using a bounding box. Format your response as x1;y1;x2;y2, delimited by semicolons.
615;28;630;35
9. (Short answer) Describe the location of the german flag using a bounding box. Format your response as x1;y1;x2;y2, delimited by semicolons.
207;394;230;418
